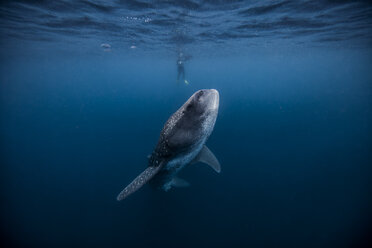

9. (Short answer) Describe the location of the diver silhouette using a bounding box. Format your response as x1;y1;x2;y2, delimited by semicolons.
176;52;191;85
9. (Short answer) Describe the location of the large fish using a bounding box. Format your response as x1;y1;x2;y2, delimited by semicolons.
117;89;220;201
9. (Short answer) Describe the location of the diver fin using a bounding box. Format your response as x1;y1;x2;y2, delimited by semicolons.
193;145;221;173
171;177;190;187
116;165;162;201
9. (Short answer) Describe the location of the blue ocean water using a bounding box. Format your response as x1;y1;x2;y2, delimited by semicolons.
1;1;372;248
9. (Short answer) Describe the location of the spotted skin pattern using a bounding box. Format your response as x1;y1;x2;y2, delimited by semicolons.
116;165;162;201
116;89;219;201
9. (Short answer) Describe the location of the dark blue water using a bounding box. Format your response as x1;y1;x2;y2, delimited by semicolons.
1;1;372;248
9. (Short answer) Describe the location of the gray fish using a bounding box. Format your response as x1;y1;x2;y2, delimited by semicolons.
117;89;220;201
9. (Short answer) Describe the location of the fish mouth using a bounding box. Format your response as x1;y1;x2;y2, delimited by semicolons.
208;89;219;111
187;89;220;113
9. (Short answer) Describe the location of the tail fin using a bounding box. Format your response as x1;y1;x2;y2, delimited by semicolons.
116;165;162;201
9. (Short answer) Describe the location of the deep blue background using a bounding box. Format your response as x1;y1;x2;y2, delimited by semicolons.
1;0;372;247
1;49;371;247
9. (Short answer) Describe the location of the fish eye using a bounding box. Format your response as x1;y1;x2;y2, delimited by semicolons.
196;91;204;101
186;103;194;111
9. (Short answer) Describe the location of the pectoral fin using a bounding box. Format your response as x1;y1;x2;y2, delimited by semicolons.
116;165;162;201
193;145;221;173
171;177;190;187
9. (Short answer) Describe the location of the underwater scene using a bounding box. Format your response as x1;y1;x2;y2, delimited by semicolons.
0;1;372;247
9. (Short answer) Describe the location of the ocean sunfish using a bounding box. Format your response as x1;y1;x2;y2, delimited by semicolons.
117;89;220;201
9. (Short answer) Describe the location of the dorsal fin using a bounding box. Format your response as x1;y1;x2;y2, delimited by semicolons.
116;164;162;201
193;145;221;173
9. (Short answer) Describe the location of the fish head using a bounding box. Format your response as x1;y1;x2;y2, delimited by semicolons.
183;89;219;119
163;89;220;153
